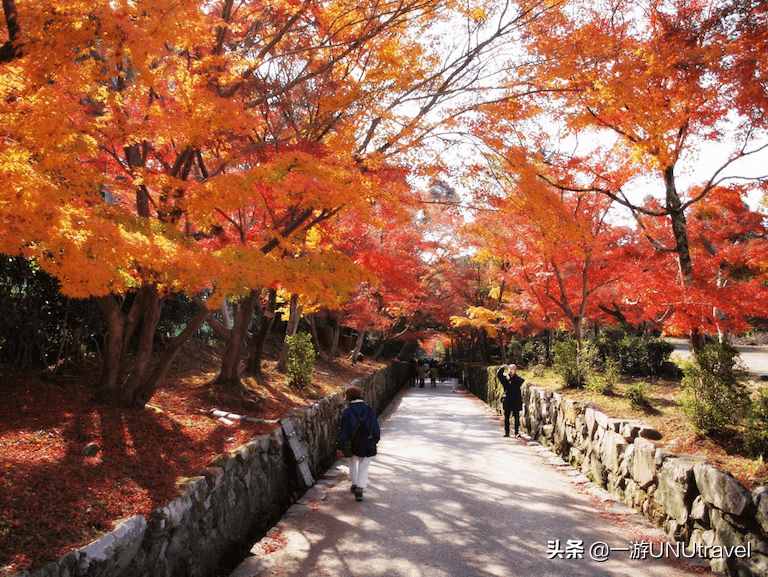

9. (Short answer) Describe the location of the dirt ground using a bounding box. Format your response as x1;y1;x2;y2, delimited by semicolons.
0;343;385;575
520;368;768;489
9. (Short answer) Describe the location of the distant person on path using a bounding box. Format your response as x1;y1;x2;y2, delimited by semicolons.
417;361;427;388
496;364;524;437
338;386;381;502
429;361;439;388
408;358;418;387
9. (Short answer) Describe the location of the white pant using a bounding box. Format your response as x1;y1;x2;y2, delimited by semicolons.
349;456;371;489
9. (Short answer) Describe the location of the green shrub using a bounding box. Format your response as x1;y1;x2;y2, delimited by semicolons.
745;388;768;458
286;332;316;388
531;363;546;378
615;335;673;376
554;339;596;388
587;374;611;395
595;329;673;377
521;339;547;366
506;338;523;365
587;357;620;395
645;339;675;375
603;357;621;390
680;342;749;434
626;381;649;408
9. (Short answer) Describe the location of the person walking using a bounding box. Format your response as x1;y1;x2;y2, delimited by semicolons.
496;364;524;437
429;361;439;388
338;386;381;502
417;361;427;388
408;358;418;387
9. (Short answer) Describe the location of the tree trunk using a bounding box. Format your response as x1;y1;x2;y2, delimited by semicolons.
136;304;212;405
573;316;583;351
307;314;322;353
124;286;161;401
246;289;276;376
479;330;490;364
500;333;508;364
98;296;125;397
97;286;170;407
221;299;234;329
216;291;257;387
351;329;366;364
278;293;300;372
373;334;388;360
0;0;22;62
330;318;341;358
664;165;704;353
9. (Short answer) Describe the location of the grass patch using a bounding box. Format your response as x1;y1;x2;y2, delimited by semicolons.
520;367;768;488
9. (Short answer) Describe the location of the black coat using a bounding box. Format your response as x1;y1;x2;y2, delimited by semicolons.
339;401;381;458
497;367;524;411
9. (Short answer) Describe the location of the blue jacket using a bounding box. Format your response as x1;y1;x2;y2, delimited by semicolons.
339;400;380;457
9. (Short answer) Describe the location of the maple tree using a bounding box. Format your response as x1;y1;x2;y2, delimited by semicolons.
1;0;551;405
455;159;639;352
473;0;768;349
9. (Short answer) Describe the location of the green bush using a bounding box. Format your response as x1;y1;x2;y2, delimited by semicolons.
615;335;673;376
531;363;547;378
587;374;611;395
603;357;621;390
626;381;649;408
521;339;547;366
286;332;316;388
506;338;523;365
745;388;768;458
553;339;596;388
594;329;673;377
680;342;749;434
587;358;619;395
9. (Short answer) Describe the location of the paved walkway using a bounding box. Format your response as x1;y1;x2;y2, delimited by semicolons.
231;382;712;577
667;337;768;377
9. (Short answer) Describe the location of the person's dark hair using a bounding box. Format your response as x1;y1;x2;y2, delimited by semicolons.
345;386;364;402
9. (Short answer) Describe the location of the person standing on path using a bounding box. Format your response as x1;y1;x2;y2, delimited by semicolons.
337;386;381;502
496;364;524;437
429;361;439;388
408;358;418;387
417;361;427;388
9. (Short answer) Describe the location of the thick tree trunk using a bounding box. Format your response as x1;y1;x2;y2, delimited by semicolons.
98;296;126;397
216;291;258;387
373;339;388;360
124;286;161;400
97;287;167;407
136;304;212;406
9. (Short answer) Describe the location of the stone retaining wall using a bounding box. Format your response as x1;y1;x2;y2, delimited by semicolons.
15;362;408;577
462;364;768;577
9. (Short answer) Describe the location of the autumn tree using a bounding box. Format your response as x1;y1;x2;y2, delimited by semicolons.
476;0;768;350
455;156;637;355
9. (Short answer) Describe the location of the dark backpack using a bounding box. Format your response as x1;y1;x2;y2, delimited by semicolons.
340;409;370;457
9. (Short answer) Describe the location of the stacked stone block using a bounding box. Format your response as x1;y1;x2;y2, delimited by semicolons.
462;364;768;577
